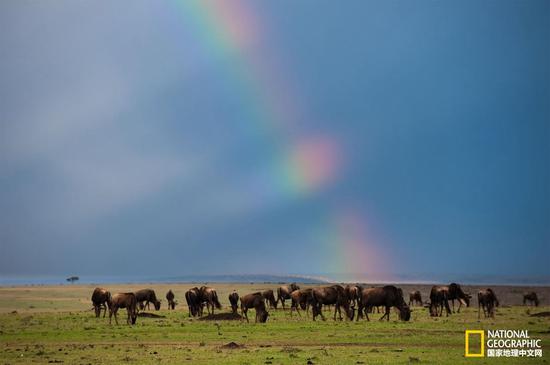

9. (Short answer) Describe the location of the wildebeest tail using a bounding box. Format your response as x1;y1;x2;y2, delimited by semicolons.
213;291;222;309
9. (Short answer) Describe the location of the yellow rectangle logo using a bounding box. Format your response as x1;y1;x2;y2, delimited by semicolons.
465;330;485;357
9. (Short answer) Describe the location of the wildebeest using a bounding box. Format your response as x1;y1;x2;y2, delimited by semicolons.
523;292;539;307
166;290;176;310
135;289;161;311
408;290;422;306
290;288;313;316
357;285;411;321
229;292;239;314
109;293;138;325
240;292;269;323
345;285;361;307
199;286;222;315
478;288;499;319
262;289;277;309
447;283;471;312
311;285;354;321
91;287;112;318
429;286;452;317
277;283;300;309
185;287;202;317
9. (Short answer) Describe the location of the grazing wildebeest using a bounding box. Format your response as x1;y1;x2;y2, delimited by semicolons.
523;292;539;307
447;283;471;313
229;292;239;314
91;287;112;318
166;290;176;310
199;286;222;315
408;290;422;307
240;292;269;323
357;285;411;321
185;287;202;317
478;288;499;319
109;293;138;325
311;285;354;321
262;289;277;309
277;283;300;309
429;286;452;317
345;285;361;307
135;289;161;311
290;288;313;317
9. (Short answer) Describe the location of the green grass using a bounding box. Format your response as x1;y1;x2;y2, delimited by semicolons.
1;304;549;364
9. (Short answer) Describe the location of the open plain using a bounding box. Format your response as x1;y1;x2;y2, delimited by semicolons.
0;283;549;364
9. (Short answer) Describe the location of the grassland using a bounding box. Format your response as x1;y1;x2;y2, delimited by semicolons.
0;283;549;364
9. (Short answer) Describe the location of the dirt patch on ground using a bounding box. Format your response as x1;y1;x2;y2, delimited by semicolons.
221;341;244;349
198;312;242;321
530;311;550;317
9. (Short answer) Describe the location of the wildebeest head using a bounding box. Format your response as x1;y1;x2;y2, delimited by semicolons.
154;300;161;310
400;305;411;321
258;310;269;323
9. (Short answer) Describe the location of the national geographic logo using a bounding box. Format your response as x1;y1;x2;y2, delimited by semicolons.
465;330;543;358
465;330;485;357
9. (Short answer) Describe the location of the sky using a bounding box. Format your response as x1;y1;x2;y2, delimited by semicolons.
0;0;549;281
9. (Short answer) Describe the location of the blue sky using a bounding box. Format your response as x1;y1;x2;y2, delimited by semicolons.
0;1;548;279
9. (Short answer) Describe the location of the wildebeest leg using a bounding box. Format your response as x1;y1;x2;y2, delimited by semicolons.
102;303;107;318
126;308;131;325
320;304;326;321
379;306;390;321
478;301;481;319
114;308;119;325
334;304;342;321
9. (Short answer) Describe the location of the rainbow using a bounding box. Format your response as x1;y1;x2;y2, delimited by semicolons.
174;0;393;282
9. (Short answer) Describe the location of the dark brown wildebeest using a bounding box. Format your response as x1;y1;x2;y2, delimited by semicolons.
91;287;112;318
229;292;239;314
408;290;422;306
135;289;161;311
345;285;361;307
185;287;202;317
357;285;411;321
166;290;176;310
478;288;499;319
240;292;269;323
290;288;313;317
447;283;471;313
523;292;539;307
429;286;452;317
311;285;354;321
199;286;222;315
276;283;300;309
262;289;277;309
109;293;138;325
